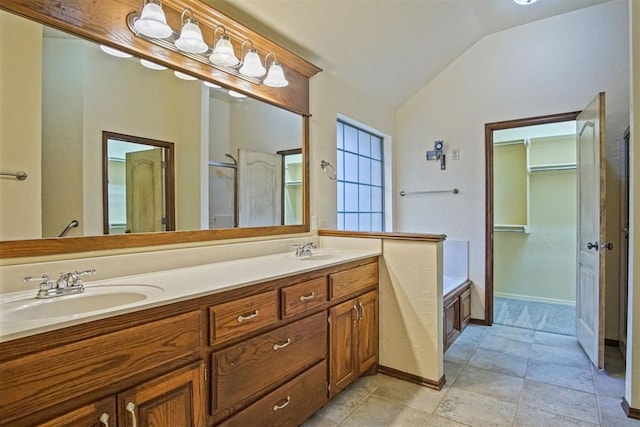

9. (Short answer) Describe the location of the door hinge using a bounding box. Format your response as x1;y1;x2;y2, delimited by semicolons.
327;383;331;393
161;161;167;169
204;366;208;381
162;217;167;225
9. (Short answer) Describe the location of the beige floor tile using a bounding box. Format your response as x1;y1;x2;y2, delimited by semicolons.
514;405;599;426
593;366;625;400
598;396;640;427
526;359;595;393
534;331;582;350
452;365;524;403
519;379;599;424
444;360;465;385
444;340;477;364
340;395;431;427
486;324;535;343
301;414;339;427
468;348;528;377
530;343;591;369
434;387;517;426
478;333;533;358
314;380;373;424
372;374;448;413
426;414;470;426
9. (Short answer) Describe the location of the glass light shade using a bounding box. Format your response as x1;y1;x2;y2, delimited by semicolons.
140;59;167;70
134;2;173;38
263;63;288;87
239;50;266;78
209;36;239;67
99;45;133;58
174;20;208;53
204;81;222;89
228;90;247;98
174;70;198;81
513;0;537;4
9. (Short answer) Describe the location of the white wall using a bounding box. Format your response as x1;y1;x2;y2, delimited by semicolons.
309;73;396;231
396;0;630;320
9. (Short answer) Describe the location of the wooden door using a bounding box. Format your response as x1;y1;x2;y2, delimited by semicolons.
329;299;358;397
576;92;606;369
238;149;282;227
38;397;115;427
118;362;205;427
356;291;378;374
126;148;164;233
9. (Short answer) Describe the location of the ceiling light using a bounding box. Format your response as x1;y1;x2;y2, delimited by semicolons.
513;0;538;5
228;90;247;98
210;26;239;67
140;58;167;70
204;81;222;89
134;0;173;38
174;70;198;81
100;45;133;58
263;53;288;87
174;8;208;54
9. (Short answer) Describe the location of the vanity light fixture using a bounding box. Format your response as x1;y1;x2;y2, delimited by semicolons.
140;58;167;70
228;90;247;98
210;26;240;67
134;0;173;38
204;81;222;89
239;40;266;78
513;0;538;4
263;53;289;87
174;70;198;81
99;45;133;58
174;8;208;54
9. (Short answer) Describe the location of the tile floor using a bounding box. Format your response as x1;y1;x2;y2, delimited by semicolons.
303;324;640;426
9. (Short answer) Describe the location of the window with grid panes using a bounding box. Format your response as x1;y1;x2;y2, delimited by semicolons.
336;120;384;231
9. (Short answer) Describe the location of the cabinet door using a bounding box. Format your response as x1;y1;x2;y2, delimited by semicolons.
444;298;460;349
356;291;378;375
329;299;358;397
118;362;205;427
37;397;115;427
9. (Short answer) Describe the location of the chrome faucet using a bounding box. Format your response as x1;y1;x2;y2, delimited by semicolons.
24;269;96;299
294;242;317;258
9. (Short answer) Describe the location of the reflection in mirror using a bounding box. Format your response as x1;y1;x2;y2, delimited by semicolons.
102;132;175;235
0;9;304;243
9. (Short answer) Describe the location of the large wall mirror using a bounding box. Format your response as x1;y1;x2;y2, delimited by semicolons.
0;4;312;258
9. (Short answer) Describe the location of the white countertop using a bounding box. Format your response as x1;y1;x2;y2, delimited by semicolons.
0;248;380;343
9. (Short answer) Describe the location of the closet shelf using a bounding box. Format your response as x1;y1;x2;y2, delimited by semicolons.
494;224;530;234
528;163;576;173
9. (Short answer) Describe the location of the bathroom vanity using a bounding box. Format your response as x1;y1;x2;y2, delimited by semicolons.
0;253;379;426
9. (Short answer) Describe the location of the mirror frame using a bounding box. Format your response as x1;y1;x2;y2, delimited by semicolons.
0;0;320;258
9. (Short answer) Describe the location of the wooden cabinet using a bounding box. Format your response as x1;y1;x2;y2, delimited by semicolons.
0;257;379;427
329;290;378;397
118;362;205;427
443;280;472;350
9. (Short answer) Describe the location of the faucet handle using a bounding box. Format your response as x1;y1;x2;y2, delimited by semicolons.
23;274;49;284
75;269;96;276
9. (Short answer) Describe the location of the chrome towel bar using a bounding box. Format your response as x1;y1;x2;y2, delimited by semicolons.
0;171;27;180
400;188;459;196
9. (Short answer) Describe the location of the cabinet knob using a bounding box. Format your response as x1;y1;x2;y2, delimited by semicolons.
99;412;109;427
272;396;291;411
125;402;137;427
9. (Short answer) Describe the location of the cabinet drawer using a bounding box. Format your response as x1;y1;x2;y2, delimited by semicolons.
212;311;326;414
329;262;378;300
281;277;327;318
209;290;278;345
0;311;201;424
220;360;328;427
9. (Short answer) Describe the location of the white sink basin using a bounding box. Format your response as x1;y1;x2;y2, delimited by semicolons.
0;285;163;321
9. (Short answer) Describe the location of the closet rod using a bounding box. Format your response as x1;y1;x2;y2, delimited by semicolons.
400;188;459;196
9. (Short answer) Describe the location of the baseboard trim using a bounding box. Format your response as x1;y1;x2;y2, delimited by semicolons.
622;397;640;420
604;338;620;347
470;318;489;326
378;365;445;390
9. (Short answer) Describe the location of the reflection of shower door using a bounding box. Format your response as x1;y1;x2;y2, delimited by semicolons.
238;149;282;227
126;148;164;233
208;163;237;228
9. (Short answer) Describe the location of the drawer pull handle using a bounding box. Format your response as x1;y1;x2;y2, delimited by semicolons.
273;338;291;350
125;402;137;427
99;413;109;427
359;301;365;318
237;310;259;322
273;396;291;411
353;305;359;323
299;292;315;302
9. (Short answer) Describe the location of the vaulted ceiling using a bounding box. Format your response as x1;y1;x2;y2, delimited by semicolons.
210;0;611;108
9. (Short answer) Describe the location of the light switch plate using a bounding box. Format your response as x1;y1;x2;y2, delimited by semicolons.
452;148;460;160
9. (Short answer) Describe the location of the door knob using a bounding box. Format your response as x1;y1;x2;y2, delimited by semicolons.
587;242;599;250
601;242;613;251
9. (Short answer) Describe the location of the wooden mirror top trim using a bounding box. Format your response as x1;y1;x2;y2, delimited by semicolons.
0;2;315;258
0;0;321;116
